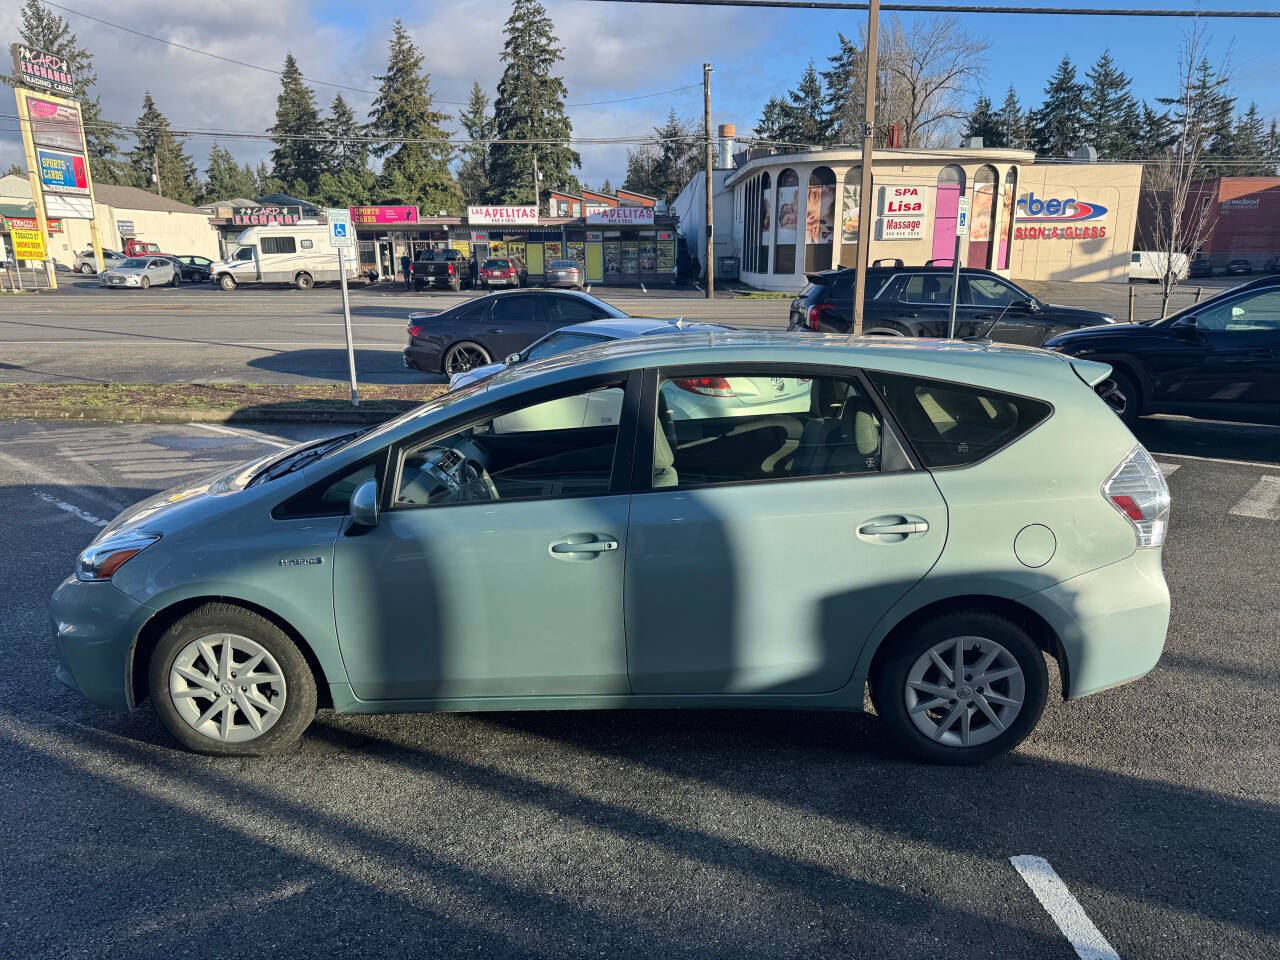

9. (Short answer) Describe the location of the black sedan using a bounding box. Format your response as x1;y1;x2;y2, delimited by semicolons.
404;289;629;376
1044;275;1280;425
789;265;1114;346
165;255;213;282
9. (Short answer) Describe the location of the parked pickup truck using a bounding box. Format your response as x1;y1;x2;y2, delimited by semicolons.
411;249;474;291
123;239;171;258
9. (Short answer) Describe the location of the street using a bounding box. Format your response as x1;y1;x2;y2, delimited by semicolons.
1;415;1277;959
0;278;1240;385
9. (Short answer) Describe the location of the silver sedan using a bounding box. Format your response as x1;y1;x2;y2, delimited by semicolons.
544;258;583;290
74;249;125;274
99;256;180;289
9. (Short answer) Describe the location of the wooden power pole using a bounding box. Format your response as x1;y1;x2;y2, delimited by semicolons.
851;0;880;334
704;62;714;299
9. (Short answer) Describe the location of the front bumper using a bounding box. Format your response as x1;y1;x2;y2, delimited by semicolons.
1019;549;1170;699
50;575;154;712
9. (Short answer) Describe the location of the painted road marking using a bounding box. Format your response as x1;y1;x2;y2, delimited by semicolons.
1228;475;1280;520
191;423;292;448
33;491;108;528
1011;856;1119;960
0;448;127;513
1155;451;1280;469
1156;462;1180;476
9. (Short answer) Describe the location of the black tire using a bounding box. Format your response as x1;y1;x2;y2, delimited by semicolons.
148;602;317;756
414;278;426;292
78;263;92;274
1096;367;1141;425
140;276;150;290
219;274;236;291
172;271;181;287
442;340;491;376
870;611;1049;765
295;272;314;290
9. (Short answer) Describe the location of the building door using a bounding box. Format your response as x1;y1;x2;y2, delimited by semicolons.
586;241;603;283
525;242;545;279
932;165;966;264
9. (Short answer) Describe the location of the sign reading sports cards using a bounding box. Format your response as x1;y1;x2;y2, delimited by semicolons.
11;43;74;96
36;147;90;195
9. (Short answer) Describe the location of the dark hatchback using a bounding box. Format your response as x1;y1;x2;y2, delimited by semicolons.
1044;275;1280;425
165;255;213;282
404;289;628;376
788;266;1114;346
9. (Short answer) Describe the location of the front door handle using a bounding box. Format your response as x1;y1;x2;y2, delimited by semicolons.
858;517;930;538
550;535;618;559
897;311;919;319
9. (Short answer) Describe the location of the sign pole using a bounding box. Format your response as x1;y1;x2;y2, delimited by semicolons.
14;89;56;290
704;62;714;300
948;195;971;339
851;0;880;334
338;246;358;407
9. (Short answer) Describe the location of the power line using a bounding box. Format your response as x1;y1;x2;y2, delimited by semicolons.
576;0;1280;16
42;2;701;109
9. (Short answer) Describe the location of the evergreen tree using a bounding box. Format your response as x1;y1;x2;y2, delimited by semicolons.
1083;50;1138;159
268;53;324;193
4;163;25;178
325;92;368;178
1137;102;1174;156
13;0;122;183
1232;103;1268;175
996;85;1029;150
456;81;492;204
599;177;613;195
1032;56;1086;157
489;0;580;204
368;21;461;215
821;33;864;145
782;61;830;147
200;144;258;202
1113;97;1145;161
1159;56;1236;176
754;96;791;142
622;110;701;208
125;94;198;203
1266;119;1280;176
963;95;1003;147
253;162;275;195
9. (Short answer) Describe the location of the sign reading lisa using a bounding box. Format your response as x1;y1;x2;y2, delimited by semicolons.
25;95;84;153
36;147;90;195
880;185;928;215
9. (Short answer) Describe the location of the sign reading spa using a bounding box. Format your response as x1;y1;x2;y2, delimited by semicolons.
1014;192;1109;240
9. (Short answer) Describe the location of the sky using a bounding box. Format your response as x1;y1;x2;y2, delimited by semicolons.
2;0;1278;194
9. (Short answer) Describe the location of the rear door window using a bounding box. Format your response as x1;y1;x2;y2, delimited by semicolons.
900;275;955;305
867;372;1050;467
550;296;611;324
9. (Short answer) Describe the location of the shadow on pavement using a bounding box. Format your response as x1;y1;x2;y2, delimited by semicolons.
1132;416;1280;464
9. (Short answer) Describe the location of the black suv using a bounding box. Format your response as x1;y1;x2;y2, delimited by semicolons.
788;265;1114;346
1044;274;1280;426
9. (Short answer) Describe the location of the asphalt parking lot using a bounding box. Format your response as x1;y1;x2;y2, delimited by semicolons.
1;416;1277;959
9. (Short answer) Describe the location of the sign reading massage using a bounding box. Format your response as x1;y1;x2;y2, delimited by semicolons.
36;147;90;196
875;185;929;241
586;206;655;226
10;43;74;96
232;205;303;226
1014;192;1109;240
468;205;539;226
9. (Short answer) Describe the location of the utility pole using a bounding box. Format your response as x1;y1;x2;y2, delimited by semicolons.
704;62;714;300
153;153;163;198
532;151;540;209
851;0;880;334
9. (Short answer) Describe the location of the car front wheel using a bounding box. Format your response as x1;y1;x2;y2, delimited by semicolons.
140;277;150;289
295;272;314;290
219;274;236;291
870;611;1048;764
148;602;317;756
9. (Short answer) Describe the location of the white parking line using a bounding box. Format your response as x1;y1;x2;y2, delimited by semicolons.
1154;451;1279;469
32;491;108;527
1156;462;1180;476
1228;475;1280;520
191;423;292;448
1011;855;1120;960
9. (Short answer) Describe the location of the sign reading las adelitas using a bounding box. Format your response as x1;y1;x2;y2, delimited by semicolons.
586;206;654;226
11;43;74;96
468;205;538;226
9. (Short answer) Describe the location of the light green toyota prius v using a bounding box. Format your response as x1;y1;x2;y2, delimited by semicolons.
51;332;1171;763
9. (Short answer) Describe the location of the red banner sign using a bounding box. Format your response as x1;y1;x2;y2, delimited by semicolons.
350;205;419;225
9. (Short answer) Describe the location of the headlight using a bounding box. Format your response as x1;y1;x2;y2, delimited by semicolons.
76;532;159;581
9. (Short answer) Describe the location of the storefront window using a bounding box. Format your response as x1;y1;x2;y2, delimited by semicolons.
657;230;676;273
838;166;861;269
638;231;657;272
932;165;967;264
757;172;771;273
805;167;836;272
998;168;1017;270
621;241;639;274
545;241;563;260
774;169;798;274
567;240;585;269
604;231;622;274
967;166;997;269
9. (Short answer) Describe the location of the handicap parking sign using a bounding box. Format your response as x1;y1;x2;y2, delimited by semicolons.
325;207;355;249
333;223;347;238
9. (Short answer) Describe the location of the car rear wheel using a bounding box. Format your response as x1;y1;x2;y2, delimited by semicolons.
219;274;236;291
1096;368;1141;425
295;272;314;290
172;271;181;287
148;602;317;756
862;326;909;337
78;263;92;274
140;276;150;289
870;611;1048;764
443;341;491;376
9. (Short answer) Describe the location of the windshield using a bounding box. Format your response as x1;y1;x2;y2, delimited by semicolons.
121;258;147;268
483;259;510;269
550;259;577;269
523;331;609;362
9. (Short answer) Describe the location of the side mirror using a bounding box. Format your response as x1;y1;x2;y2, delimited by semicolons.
348;478;379;527
1172;316;1199;338
1021;298;1040;313
504;353;521;365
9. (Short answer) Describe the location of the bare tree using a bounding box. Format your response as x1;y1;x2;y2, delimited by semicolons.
1146;22;1229;317
880;16;990;147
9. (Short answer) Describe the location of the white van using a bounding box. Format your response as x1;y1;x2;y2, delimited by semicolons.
213;224;359;290
1129;250;1189;283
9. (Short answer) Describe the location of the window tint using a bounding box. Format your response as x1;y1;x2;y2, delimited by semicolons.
234;247;254;261
261;236;297;255
300;239;314;250
652;372;902;489
966;277;1023;308
868;372;1050;468
122;258;146;268
549;296;607;324
491;295;538;323
901;274;954;304
395;384;624;506
276;458;379;518
453;298;491;321
1194;290;1280;332
483;259;510;269
525;331;607;361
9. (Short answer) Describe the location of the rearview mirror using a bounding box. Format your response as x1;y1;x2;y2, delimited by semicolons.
348;478;379;527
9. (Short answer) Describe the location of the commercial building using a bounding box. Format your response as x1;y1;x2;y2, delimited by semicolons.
678;140;1145;290
1137;176;1280;271
0;174;221;268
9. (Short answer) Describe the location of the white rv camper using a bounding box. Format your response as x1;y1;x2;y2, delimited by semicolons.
213;224;359;290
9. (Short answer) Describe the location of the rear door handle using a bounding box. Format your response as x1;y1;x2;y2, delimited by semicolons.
550;536;618;558
897;312;919;319
858;517;930;537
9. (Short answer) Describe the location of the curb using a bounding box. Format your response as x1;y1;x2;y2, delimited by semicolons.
0;405;411;425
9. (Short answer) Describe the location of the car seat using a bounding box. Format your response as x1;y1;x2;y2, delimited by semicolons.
653;392;679;488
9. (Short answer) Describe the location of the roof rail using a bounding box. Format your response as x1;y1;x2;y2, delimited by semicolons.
872;258;904;268
924;258;956;267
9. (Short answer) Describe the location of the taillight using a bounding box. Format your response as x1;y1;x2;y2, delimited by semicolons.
447;263;454;274
1102;445;1170;548
407;324;424;338
673;376;735;398
806;303;836;331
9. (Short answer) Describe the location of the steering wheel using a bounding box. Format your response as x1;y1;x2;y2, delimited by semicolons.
399;446;499;505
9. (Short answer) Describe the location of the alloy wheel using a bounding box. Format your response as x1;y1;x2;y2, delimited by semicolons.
445;345;489;375
903;635;1026;748
168;633;287;743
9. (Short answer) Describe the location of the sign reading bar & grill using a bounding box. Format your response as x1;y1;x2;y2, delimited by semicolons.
232;205;302;226
10;43;73;96
467;205;539;226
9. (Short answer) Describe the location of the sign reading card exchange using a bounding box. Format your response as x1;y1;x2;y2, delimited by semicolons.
11;43;74;96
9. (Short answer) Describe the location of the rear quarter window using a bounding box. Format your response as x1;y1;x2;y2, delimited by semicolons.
867;372;1051;468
